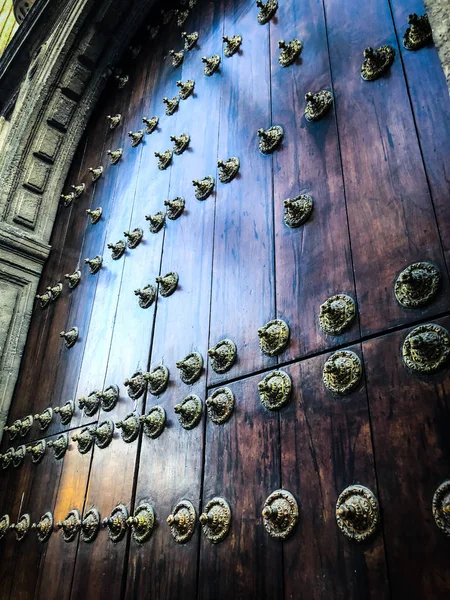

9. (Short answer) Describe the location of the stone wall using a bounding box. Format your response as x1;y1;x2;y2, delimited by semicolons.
426;0;450;92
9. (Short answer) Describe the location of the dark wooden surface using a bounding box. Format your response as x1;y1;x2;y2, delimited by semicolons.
2;0;450;598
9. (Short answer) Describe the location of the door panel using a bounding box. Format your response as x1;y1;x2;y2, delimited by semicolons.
363;316;450;598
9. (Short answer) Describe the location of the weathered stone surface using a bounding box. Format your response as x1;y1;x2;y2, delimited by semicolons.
33;125;63;163
46;90;77;131
13;189;41;229
22;158;50;193
60;60;92;99
425;0;450;93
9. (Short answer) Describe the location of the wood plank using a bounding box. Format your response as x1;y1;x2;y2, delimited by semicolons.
323;0;450;336
281;348;390;599
270;0;359;362
363;316;450;598
208;0;276;385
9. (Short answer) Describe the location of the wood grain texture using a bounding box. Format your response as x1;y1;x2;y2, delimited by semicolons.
363;316;450;599
271;0;359;363
323;0;450;336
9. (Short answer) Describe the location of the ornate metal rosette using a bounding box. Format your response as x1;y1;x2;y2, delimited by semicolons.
258;319;290;356
143;116;159;135
403;13;432;50
182;31;198;51
361;45;395;81
135;285;156;309
193;176;215;200
206;387;235;424
200;497;231;544
54;400;75;425
165;197;185;220
177;79;195;100
89;166;103;181
208;339;237;373
176;352;203;384
258;371;291;411
175;394;203;430
98;384;119;412
34;407;53;430
203;54;221;76
102;504;129;543
146;365;169;396
140;406;166;439
394;262;440;308
78;390;100;416
304;90;333;122
116;413;140;443
167;500;196;543
107;114;121;129
31;511;53;543
124;227;143;249
336;485;380;542
278;38;303;67
107;148;123;165
257;0;278;24
223;34;242;57
128;502;155;543
4;419;21;440
57;510;81;542
12;513;30;541
93;420;114;449
319;294;356;335
1;448;14;469
47;434;68;460
262;489;298;539
85;255;102;274
402;323;450;374
218;157;240;183
258;125;284;155
146;211;166;233
155;149;173;170
0;514;10;540
72;427;95;454
128;130;144;147
283;194;313;228
323;350;362;395
157;272;179;297
65;269;81;289
80;508;100;543
12;445;26;468
176;9;189;27
86;207;102;224
27;440;46;464
164;95;179;114
171;133;190;155
108;240;126;260
432;480;450;536
19;414;33;437
124;371;147;399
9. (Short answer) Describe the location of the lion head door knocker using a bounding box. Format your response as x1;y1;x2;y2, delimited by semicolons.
336;485;380;542
135;285;156;309
206;387;235;424
202;54;221;76
394;262;440;308
145;211;165;233
258;126;284;154
403;13;432;50
31;512;53;543
34;407;53;430
86;207;102;224
102;504;129;543
208;339;237;374
124;371;147;399
163;95;180;115
171;133;190;155
60;191;76;207
258;319;290;356
0;448;14;469
79;508;100;543
177;79;195;100
57;509;81;542
78;390;100;416
115;74;129;89
140;406;166;439
156;272;179;297
12;445;26;468
319;294;356;335
402;323;450;374
65;269;81;289
54;400;75;425
284;194;313;228
278;39;303;67
164;197;185;220
106;148;123;165
193;176;214;200
361;45;395;81
97;384;119;412
47;433;68;460
262;490;298;539
182;31;198;50
144;365;169;396
85;255;103;274
223;34;242;57
89;166;103;181
10;514;31;541
124;227;143;249
128;130;144;147
72;427;95;454
127;503;155;543
167;500;196;543
116;413;140;443
258;370;291;411
200;497;231;544
256;0;278;24
323;350;362;395
142;116;159;135
176;352;203;384
432;480;450;536
91;420;114;449
106;114;121;129
304;90;333;122
218;157;240;183
174;395;203;430
155;149;173;170
107;240;126;260
0;514;9;540
26;440;46;464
